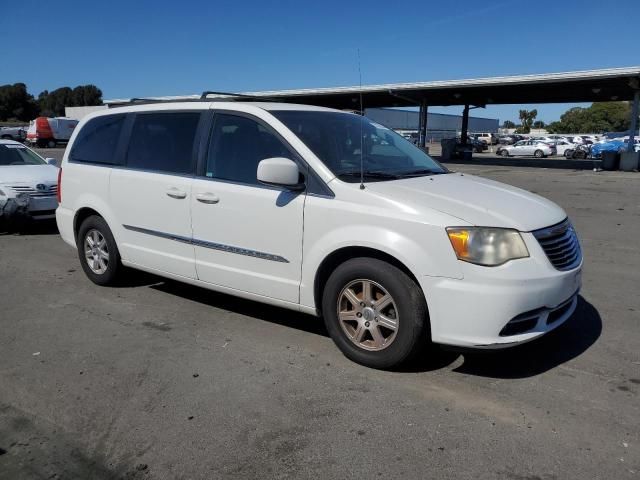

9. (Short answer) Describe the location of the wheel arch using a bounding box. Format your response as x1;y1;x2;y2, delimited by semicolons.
313;246;425;317
74;207;104;241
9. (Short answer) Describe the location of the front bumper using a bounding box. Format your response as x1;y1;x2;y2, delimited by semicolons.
0;194;58;222
419;233;583;348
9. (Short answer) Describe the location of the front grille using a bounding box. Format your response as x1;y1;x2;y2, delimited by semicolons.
7;184;57;197
533;219;582;271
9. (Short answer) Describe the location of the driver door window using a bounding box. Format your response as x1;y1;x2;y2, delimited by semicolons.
205;114;293;186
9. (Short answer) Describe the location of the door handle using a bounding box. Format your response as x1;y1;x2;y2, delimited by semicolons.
196;192;220;204
166;187;187;199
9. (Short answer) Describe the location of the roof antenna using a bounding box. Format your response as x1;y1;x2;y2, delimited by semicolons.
358;49;365;190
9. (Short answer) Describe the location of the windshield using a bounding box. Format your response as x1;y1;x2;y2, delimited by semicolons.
0;144;46;166
271;111;447;182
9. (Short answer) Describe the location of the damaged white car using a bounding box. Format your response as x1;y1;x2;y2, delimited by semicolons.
0;140;59;227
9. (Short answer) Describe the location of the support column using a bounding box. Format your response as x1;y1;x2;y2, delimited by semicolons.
418;101;428;148
461;104;470;144
628;90;639;153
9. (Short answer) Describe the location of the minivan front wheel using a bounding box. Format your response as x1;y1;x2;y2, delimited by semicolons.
77;215;123;286
322;258;428;369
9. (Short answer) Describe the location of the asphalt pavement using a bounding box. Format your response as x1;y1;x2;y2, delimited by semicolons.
0;149;638;479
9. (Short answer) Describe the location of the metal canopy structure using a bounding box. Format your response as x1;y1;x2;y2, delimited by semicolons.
238;66;640;109
105;66;640;148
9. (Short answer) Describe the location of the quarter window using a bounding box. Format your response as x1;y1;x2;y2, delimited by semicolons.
70;114;126;164
126;112;200;174
205;114;293;185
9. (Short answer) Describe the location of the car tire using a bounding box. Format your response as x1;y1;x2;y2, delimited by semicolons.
77;215;123;286
499;149;509;157
47;139;56;148
564;150;573;159
534;149;545;158
322;257;429;370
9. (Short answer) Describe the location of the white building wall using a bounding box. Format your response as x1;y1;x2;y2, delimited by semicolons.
64;105;108;120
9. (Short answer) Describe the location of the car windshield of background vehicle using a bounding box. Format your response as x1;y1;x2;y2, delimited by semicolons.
0;144;45;166
272;111;448;182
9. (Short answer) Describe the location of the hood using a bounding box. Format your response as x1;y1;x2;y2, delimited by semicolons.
0;164;59;186
364;172;566;231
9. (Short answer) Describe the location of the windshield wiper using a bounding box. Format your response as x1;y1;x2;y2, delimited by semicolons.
397;169;446;177
336;170;402;180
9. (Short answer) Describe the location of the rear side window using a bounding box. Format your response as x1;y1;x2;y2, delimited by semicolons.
126;112;200;174
70;114;125;164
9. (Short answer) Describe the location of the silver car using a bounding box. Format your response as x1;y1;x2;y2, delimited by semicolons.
497;140;555;158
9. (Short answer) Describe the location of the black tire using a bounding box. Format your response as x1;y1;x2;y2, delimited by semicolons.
77;215;123;286
47;139;56;148
321;257;429;369
534;149;545;158
499;149;509;157
564;150;573;159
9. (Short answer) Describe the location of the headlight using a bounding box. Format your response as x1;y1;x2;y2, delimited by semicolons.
446;227;529;266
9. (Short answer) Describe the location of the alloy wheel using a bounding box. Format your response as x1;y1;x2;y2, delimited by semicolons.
337;279;399;351
84;229;110;274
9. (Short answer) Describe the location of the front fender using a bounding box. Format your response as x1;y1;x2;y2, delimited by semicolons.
300;199;463;310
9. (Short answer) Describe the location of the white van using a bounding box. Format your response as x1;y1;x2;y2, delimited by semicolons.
56;99;582;369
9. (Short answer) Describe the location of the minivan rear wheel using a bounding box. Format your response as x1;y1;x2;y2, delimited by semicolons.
77;215;123;286
322;258;428;369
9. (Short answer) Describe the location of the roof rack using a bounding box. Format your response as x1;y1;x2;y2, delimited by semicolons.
199;90;276;101
107;91;277;108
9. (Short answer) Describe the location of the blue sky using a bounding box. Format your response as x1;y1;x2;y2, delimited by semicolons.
2;0;638;123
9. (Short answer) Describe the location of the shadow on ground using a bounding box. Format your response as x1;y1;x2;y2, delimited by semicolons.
151;278;329;337
0;218;59;236
447;296;602;379
144;275;601;378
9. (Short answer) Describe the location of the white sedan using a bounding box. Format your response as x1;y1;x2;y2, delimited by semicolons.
551;140;577;156
0;140;59;225
497;140;556;158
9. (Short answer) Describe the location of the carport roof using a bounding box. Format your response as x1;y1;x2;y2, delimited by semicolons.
105;66;640;109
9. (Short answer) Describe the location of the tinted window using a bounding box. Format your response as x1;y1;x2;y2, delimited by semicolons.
205;114;292;185
70;114;125;164
126;112;200;174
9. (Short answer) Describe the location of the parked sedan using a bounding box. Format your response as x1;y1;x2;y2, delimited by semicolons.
550;140;576;156
0;140;59;229
497;140;556;158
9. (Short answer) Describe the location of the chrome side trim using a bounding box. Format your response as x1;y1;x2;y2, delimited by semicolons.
122;224;289;263
122;224;192;244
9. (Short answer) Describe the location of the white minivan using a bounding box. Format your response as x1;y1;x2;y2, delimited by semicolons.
56;99;582;369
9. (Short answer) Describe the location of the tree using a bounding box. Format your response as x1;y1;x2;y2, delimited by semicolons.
0;83;39;121
532;120;546;129
502;120;516;129
546;102;631;134
38;84;103;117
518;109;538;133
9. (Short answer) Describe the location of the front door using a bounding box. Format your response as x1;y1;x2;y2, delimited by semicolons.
191;112;305;303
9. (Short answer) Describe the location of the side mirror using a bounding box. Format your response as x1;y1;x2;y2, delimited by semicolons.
45;158;58;166
257;158;304;190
